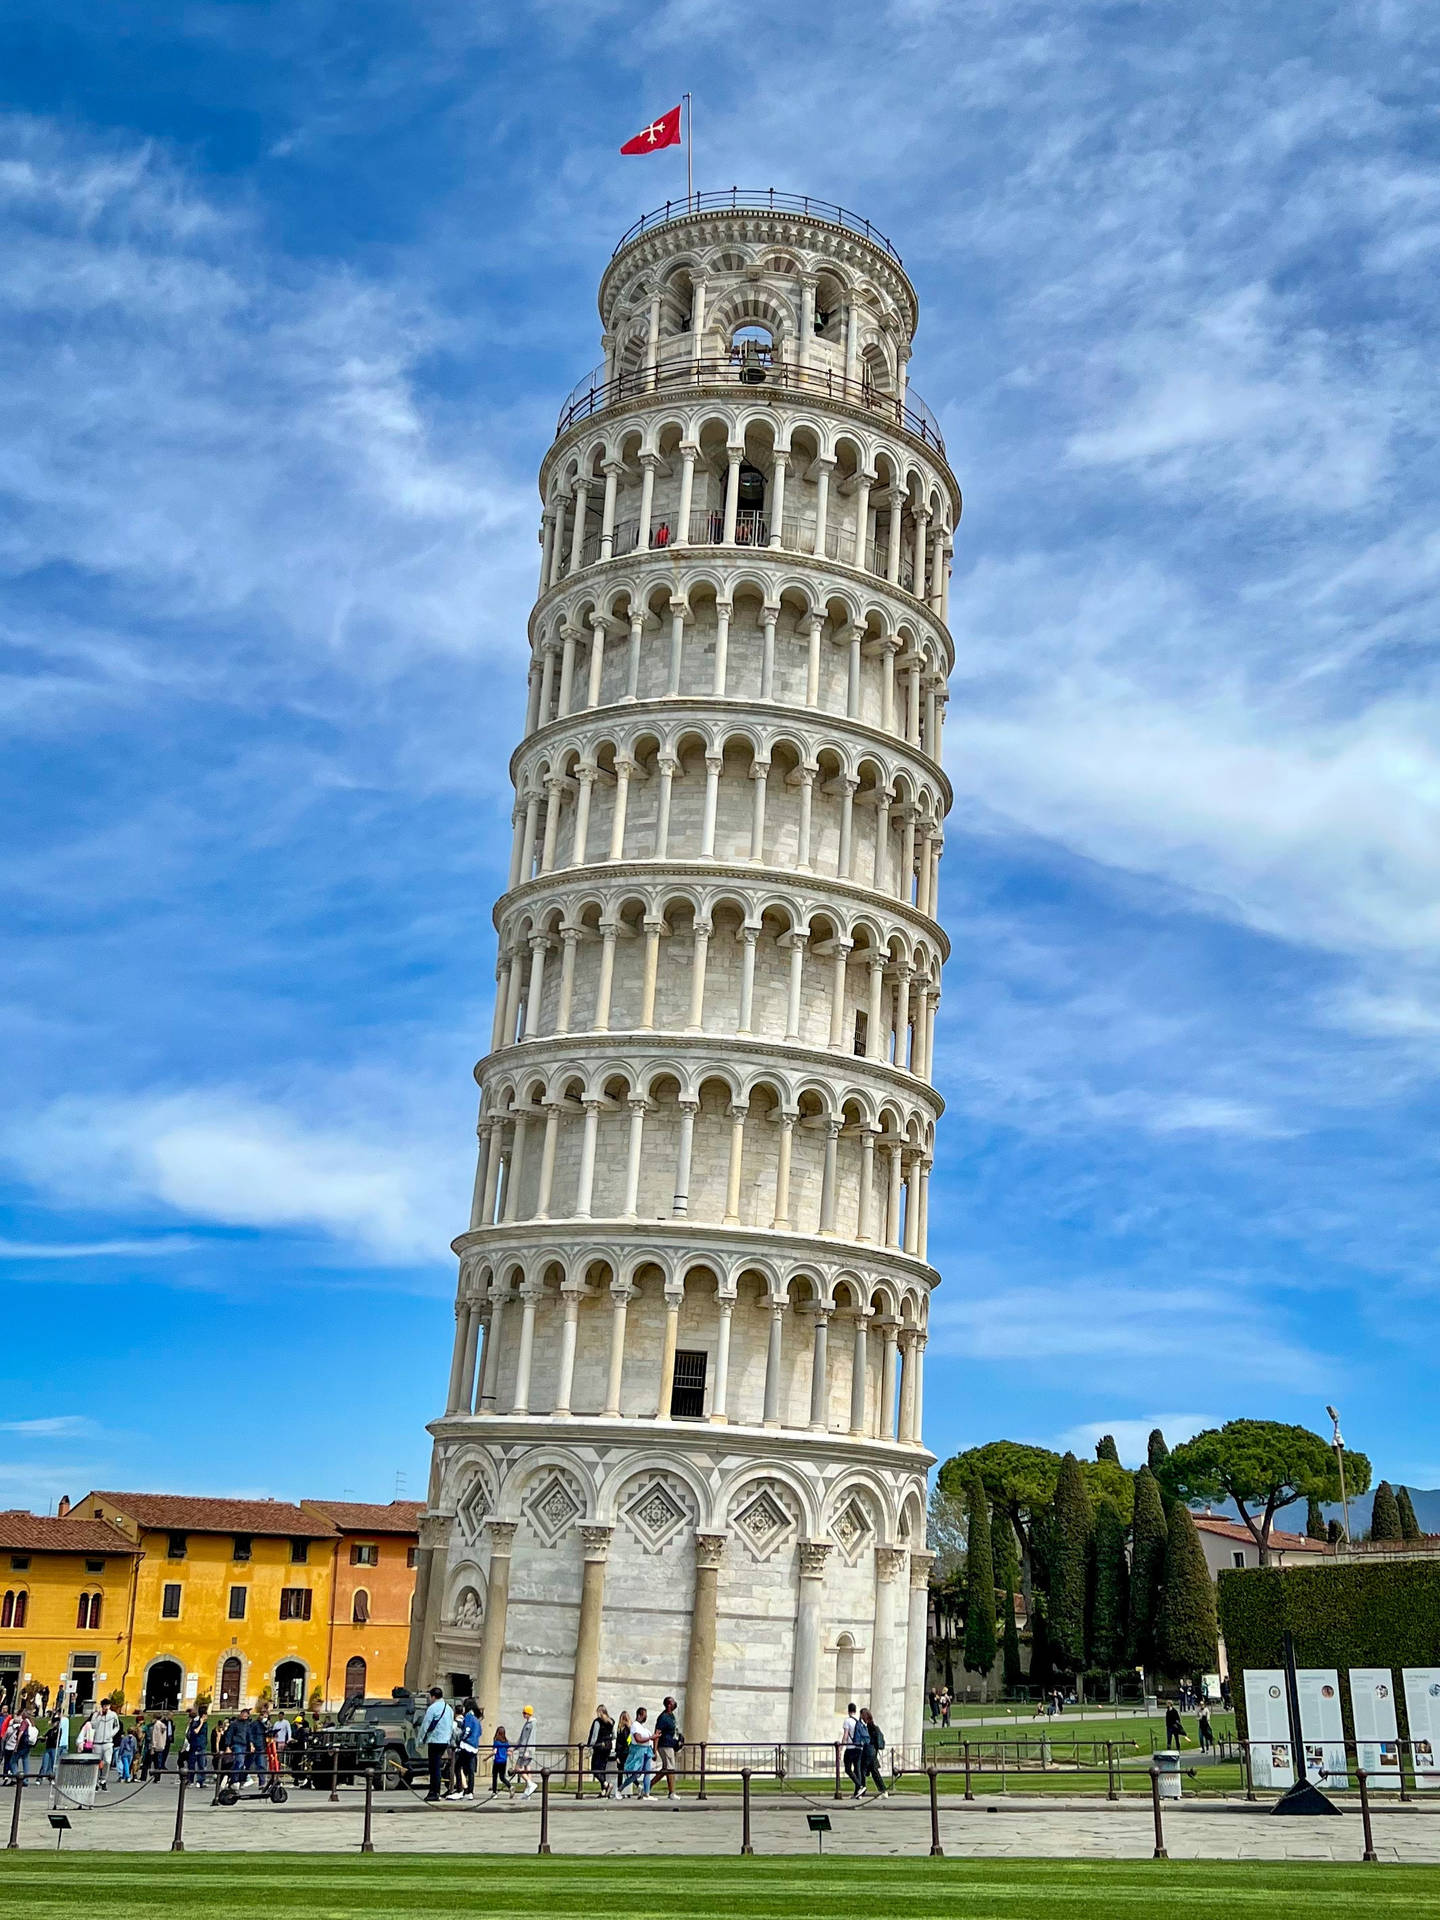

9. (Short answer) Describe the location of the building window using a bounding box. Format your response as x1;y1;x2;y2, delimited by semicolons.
350;1542;379;1567
8;1556;29;1572
228;1586;247;1620
351;1588;370;1625
279;1587;313;1621
1;1590;27;1629
232;1536;252;1562
219;1655;242;1710
85;1559;105;1574
167;1533;187;1560
289;1540;309;1565
670;1348;707;1419
344;1655;367;1699
1232;1550;1246;1569
76;1591;101;1630
406;1547;417;1568
161;1583;182;1619
853;1010;868;1056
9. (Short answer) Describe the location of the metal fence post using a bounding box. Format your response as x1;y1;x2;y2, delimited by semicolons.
361;1767;374;1854
963;1740;973;1801
1106;1741;1118;1801
6;1775;21;1851
1358;1770;1378;1864
1242;1739;1256;1802
928;1764;943;1857
575;1743;586;1801
740;1767;753;1855
537;1769;551;1856
1149;1768;1168;1860
697;1742;707;1803
833;1740;843;1802
170;1771;187;1852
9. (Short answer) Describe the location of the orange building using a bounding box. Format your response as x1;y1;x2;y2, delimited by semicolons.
301;1499;423;1708
0;1512;141;1714
56;1491;420;1712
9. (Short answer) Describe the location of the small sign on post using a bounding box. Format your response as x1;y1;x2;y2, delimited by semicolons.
807;1811;831;1855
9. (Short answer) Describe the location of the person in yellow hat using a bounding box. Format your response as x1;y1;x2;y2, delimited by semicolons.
513;1704;537;1797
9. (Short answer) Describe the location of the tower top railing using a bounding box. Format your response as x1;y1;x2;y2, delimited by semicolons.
556;355;946;458
613;189;903;266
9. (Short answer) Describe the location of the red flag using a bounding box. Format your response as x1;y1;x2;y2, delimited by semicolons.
620;105;682;155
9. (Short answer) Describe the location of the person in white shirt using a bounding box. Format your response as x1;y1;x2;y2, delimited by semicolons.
90;1699;121;1789
841;1703;860;1792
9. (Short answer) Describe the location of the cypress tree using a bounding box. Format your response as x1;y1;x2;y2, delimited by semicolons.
1327;1518;1342;1546
1048;1452;1092;1677
1370;1480;1403;1541
1397;1486;1423;1544
1095;1434;1121;1465
1147;1428;1170;1474
1127;1465;1168;1672
1089;1501;1129;1675
1156;1502;1218;1680
1306;1495;1327;1541
993;1504;1024;1691
963;1472;998;1686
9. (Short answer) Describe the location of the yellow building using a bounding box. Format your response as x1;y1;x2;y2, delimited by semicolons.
0;1512;141;1715
60;1491;420;1712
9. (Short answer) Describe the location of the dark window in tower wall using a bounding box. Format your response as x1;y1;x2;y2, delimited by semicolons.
670;1349;707;1420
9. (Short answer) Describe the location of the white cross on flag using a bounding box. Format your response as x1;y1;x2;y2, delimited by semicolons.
620;105;682;154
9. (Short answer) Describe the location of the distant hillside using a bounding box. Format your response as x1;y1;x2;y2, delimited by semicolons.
1270;1486;1440;1536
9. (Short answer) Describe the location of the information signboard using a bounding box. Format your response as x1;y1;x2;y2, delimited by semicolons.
1244;1668;1295;1789
1403;1669;1440;1791
1348;1668;1402;1787
1297;1668;1348;1788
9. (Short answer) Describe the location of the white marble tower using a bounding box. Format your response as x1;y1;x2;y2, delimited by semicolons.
409;191;959;1759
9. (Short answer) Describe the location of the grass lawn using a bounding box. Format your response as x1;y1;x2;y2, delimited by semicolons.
1;1855;1434;1919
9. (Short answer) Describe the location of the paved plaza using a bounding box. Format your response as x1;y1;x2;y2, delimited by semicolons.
7;1779;1437;1861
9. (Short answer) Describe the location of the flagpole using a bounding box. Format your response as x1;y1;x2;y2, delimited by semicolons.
685;92;694;209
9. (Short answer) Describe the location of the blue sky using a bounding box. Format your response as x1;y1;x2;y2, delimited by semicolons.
3;1;1438;1511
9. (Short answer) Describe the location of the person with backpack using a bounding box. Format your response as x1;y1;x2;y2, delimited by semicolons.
587;1706;614;1797
856;1707;888;1799
1;1707;34;1778
654;1696;682;1800
448;1698;482;1800
182;1709;208;1786
115;1724;138;1782
841;1702;862;1791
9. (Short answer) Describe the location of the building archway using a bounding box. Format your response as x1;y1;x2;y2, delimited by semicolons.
144;1659;183;1711
344;1656;367;1700
274;1660;307;1709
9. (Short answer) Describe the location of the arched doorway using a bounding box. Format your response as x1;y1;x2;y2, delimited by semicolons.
219;1656;242;1709
344;1656;367;1700
144;1659;183;1711
275;1659;307;1709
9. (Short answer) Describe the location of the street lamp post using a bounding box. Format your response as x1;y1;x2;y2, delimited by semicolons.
1326;1405;1351;1546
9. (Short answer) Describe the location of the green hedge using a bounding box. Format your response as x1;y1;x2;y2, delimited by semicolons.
1218;1560;1440;1743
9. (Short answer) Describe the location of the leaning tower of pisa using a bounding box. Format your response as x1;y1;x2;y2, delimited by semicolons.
407;191;958;1756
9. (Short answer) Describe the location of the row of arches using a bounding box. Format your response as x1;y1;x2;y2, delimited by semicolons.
467;1064;936;1253
491;887;942;1073
445;1250;930;1449
540;406;954;624
506;727;945;920
525;573;947;758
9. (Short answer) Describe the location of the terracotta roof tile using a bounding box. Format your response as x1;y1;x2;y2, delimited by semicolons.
0;1512;139;1554
74;1492;338;1538
1194;1514;1329;1552
301;1500;424;1533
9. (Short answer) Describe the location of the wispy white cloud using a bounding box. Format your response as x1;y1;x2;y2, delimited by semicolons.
0;1237;198;1259
0;1416;95;1438
1056;1415;1216;1465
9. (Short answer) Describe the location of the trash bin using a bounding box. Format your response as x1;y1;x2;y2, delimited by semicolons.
55;1754;101;1810
1154;1750;1182;1800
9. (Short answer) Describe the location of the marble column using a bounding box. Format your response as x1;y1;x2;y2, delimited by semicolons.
474;1520;516;1719
869;1546;906;1735
567;1525;613;1750
685;1534;727;1742
903;1550;935;1755
789;1541;832;1746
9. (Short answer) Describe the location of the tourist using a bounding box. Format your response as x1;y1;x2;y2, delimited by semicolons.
418;1686;455;1802
1164;1703;1186;1750
654;1696;682;1800
491;1724;511;1794
621;1708;653;1797
2;1707;34;1777
938;1688;952;1728
841;1702;861;1790
270;1708;291;1780
39;1708;65;1779
652;521;670;548
1220;1677;1232;1712
449;1698;482;1799
587;1706;614;1796
149;1712;173;1775
857;1708;888;1798
115;1724;138;1782
1198;1705;1215;1753
183;1708;208;1786
512;1703;537;1798
91;1697;121;1789
612;1710;632;1797
927;1688;938;1725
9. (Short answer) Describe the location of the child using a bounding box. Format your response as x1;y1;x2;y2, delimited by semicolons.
491;1725;510;1795
116;1726;138;1782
